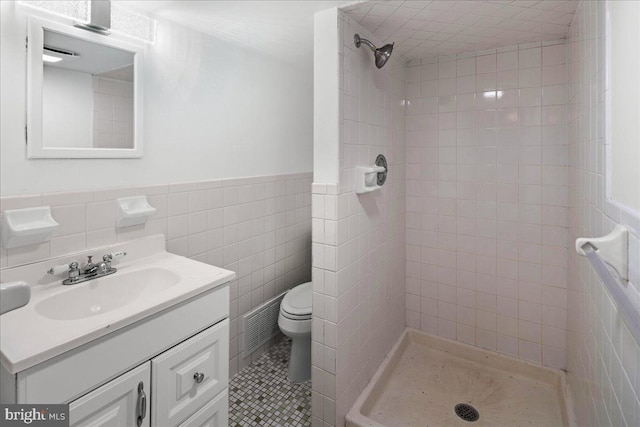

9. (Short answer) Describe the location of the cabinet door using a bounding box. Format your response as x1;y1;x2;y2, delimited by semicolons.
69;363;150;427
179;390;228;427
151;320;229;427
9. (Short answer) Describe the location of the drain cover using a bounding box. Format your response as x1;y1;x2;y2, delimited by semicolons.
454;403;479;422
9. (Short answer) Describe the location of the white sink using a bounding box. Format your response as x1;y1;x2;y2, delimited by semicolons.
35;267;180;320
0;235;236;374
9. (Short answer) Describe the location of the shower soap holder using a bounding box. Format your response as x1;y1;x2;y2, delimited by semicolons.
576;224;628;280
116;196;157;228
356;154;388;194
1;206;59;249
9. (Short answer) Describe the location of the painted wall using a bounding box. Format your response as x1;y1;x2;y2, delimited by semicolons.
0;2;313;196
0;1;314;380
404;40;569;369
566;1;640;424
311;12;406;426
609;0;640;212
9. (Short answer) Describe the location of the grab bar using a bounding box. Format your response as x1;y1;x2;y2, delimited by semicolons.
577;224;639;345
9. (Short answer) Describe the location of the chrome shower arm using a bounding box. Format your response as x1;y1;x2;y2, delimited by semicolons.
354;34;376;52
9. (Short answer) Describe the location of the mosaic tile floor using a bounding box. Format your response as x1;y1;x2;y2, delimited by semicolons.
229;338;311;427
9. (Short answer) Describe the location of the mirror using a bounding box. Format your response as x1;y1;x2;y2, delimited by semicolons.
27;16;144;158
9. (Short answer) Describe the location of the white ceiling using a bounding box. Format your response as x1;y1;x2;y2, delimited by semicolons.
115;1;578;65
341;0;578;62
116;1;352;66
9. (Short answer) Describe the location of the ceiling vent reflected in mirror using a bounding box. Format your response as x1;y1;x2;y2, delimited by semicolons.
42;46;79;63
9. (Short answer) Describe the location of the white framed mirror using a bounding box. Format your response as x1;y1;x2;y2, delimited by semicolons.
27;16;144;159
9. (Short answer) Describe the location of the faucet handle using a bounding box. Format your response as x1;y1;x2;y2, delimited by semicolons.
104;251;127;261
47;261;80;279
47;263;70;275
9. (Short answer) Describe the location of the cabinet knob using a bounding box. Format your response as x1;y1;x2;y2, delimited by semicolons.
193;372;205;384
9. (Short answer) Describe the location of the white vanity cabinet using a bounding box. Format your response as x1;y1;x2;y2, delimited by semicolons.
0;237;235;426
2;285;231;427
68;319;229;427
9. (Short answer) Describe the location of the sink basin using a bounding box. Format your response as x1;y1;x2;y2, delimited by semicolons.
35;267;180;321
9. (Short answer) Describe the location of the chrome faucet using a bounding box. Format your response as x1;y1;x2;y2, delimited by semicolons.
84;255;99;275
48;252;127;285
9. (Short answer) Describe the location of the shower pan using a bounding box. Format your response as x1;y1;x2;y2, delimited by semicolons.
346;329;576;427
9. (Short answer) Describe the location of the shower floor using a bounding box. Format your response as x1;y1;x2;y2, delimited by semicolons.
346;329;574;427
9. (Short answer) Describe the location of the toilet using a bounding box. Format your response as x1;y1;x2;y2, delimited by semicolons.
278;282;312;382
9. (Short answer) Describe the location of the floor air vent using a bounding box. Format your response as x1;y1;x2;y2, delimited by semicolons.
243;291;287;357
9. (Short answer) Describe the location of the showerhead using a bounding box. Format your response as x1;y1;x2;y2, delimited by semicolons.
374;43;394;69
354;34;394;69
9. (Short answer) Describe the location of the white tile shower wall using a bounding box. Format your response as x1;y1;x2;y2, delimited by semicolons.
92;76;134;149
311;13;406;427
0;172;312;378
404;40;569;369
566;1;640;425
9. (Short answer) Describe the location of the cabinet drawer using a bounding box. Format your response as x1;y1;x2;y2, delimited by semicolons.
151;320;229;427
69;362;150;427
179;390;228;427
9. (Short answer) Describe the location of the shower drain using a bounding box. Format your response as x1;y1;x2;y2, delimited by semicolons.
454;403;479;422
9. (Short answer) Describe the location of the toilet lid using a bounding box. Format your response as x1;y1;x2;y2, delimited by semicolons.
281;282;312;316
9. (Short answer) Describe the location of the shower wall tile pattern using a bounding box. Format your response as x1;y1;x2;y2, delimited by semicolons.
92;75;134;149
311;13;406;427
404;39;569;369
566;1;640;425
343;0;578;62
0;172;312;378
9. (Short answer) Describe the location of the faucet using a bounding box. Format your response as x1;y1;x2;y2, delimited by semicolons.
84;255;99;275
48;252;127;285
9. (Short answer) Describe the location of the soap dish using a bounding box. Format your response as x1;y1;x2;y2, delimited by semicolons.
1;206;60;249
116;196;157;228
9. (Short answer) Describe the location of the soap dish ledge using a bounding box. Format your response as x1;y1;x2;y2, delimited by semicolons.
116;196;157;228
1;206;60;249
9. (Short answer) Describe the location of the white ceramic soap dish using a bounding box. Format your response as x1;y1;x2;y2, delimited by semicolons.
1;206;59;249
116;196;157;228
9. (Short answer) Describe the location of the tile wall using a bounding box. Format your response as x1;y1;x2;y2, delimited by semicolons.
566;1;640;425
404;40;569;369
310;13;406;427
0;172;312;377
92;75;134;149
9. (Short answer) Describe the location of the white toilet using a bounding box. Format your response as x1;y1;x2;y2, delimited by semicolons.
278;282;312;382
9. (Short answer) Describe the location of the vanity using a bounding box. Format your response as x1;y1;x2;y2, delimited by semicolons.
0;235;235;427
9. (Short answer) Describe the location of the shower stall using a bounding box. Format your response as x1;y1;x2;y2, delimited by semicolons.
311;1;640;426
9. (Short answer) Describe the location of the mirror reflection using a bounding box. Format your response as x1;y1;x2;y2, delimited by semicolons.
42;29;134;149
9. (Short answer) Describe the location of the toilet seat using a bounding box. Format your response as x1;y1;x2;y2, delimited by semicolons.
280;282;312;319
280;311;312;321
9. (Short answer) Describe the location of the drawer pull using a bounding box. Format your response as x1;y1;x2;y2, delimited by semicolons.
136;381;147;426
193;372;205;384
